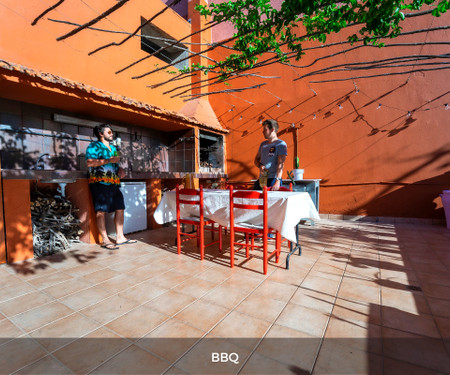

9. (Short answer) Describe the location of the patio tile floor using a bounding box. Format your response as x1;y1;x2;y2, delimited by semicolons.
0;219;449;374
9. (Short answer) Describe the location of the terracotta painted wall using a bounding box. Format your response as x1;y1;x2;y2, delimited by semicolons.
209;13;450;219
0;0;192;112
2;180;34;262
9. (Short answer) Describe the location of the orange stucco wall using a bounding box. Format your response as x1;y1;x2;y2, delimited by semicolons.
146;179;162;229
209;13;450;219
2;180;34;263
0;0;192;112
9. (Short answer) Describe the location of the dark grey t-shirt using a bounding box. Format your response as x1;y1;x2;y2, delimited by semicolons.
258;139;288;178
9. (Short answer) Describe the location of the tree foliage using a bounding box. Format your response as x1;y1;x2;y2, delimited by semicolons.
191;0;449;77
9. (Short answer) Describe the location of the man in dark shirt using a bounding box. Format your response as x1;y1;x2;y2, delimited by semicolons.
86;124;136;250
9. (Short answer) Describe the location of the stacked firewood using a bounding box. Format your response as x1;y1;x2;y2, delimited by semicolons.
30;190;83;257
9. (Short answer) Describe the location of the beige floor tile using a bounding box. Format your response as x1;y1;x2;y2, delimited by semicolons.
80;295;140;325
415;270;450;287
118;279;168;304
421;282;450;300
90;344;171;374
301;275;340;296
309;267;345;281
290;287;336;314
332;297;382;327
62;262;105;278
175;277;219;298
382;287;431;315
240;352;301;375
427;297;450;319
59;285;112;310
0;279;37;303
3;262;58;281
95;273;141;293
0;317;24;338
201;284;249;309
0;290;54;317
338;276;380;304
256;324;320;371
171;259;215;276
144;290;196;316
434;316;450;338
175;336;252;375
117;247;153;258
174;300;229;332
325;316;382;354
252;279;298;302
382;306;440;338
382;327;450;373
195;266;233;284
106;305;169;339
107;256;152;273
0;221;448;375
209;310;271;349
90;254;131;268
10;301;74;332
314;339;383;375
138;318;205;362
52;327;130;374
0;336;48;374
150;270;194;289
29;312;100;352
42;278;93;299
14;355;72;375
27;271;73;290
128;262;176;282
236;293;286;322
80;268;121;284
276;303;329;337
383;357;444;375
163;366;190;375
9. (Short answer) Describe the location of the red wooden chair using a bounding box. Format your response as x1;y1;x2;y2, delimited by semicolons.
229;185;281;275
267;183;293;248
176;185;222;260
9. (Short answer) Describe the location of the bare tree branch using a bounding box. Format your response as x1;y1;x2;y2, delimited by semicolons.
295;54;450;80
48;17;229;47
56;0;130;41
88;0;183;55
32;0;65;26
309;66;450;83
181;83;267;101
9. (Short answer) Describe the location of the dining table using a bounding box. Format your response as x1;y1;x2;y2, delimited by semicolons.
153;189;320;263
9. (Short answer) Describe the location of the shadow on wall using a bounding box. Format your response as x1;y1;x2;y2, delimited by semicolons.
227;158;258;181
361;171;450;219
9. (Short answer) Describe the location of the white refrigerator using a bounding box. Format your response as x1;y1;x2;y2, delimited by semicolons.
106;182;147;235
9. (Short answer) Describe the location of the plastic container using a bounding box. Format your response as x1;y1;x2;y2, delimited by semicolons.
440;190;450;229
292;169;304;180
259;170;268;187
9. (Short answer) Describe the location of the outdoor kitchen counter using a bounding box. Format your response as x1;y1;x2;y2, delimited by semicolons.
1;170;227;180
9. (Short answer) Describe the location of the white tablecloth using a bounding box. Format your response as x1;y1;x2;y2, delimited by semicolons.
153;189;320;244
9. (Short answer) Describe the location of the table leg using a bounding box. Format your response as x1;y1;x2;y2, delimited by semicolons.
286;223;302;270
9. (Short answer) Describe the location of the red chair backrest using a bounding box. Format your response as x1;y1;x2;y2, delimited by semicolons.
229;185;268;231
176;185;204;220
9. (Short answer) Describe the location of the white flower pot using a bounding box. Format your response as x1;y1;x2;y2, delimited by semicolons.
292;169;304;180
